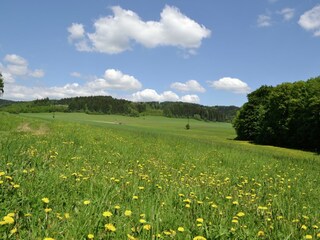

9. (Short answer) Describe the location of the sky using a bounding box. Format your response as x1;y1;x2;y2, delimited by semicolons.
0;0;319;106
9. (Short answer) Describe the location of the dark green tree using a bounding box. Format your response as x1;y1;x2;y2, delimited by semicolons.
0;72;4;95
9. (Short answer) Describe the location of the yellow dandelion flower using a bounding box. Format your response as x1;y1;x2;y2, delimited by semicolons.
139;219;146;223
83;200;91;205
237;212;245;217
305;235;312;239
10;227;17;234
196;218;204;223
87;234;94;239
143;224;151;230
42;198;50;203
3;216;14;224
226;196;232;200
103;211;113;217
43;238;55;240
185;204;191;208
114;205;121;210
312;225;318;229
13;184;20;188
138;186;144;190
211;204;218;208
125;210;132;217
127;234;137;240
178;227;184;232
64;213;70;219
7;213;15;217
44;208;52;213
193;236;206;240
257;231;265;237
132;196;139;200
232;201;239;205
301;225;308;230
105;223;116;232
232;219;238;224
317;233;320;238
24;213;32;217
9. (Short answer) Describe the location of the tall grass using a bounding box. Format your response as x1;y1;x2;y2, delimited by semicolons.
0;112;319;239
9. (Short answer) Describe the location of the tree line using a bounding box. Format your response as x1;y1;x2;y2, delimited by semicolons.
233;76;320;151
0;95;238;122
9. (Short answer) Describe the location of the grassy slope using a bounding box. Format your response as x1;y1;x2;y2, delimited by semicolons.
0;112;319;239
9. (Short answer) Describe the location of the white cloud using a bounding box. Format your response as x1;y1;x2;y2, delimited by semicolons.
88;69;142;91
68;23;85;41
68;5;211;54
170;80;205;93
298;5;320;37
180;94;200;103
70;72;82;78
257;14;272;27
279;8;295;21
1;54;45;82
4;54;27;65
3;82;109;100
208;77;251;94
131;89;200;103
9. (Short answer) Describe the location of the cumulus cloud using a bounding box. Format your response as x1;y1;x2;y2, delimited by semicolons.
170;80;205;93
257;14;272;27
88;69;142;91
3;82;109;100
208;77;251;94
298;5;320;37
0;54;45;83
131;89;200;103
279;8;295;21
180;94;200;103
68;5;211;54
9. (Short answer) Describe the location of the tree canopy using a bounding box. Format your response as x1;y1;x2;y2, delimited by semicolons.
233;76;320;151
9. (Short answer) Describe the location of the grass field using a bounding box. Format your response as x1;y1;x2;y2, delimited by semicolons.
0;112;319;239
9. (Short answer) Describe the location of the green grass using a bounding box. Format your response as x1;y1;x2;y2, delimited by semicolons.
0;112;319;239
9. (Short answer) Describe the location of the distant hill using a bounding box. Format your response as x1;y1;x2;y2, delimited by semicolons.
0;96;239;122
0;99;16;107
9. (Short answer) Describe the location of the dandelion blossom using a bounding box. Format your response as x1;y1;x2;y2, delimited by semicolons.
125;210;132;217
83;200;91;205
42;198;50;204
105;223;116;232
103;211;113;217
193;236;206;240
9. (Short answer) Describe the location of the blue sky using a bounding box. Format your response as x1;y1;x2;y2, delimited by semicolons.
0;0;319;106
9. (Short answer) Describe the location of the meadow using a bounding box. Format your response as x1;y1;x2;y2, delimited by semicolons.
0;112;319;239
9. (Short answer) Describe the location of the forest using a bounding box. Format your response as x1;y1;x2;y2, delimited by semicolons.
233;76;320;151
0;96;238;122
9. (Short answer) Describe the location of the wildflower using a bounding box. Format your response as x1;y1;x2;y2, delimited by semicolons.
105;223;116;232
132;196;139;200
143;224;151;230
3;216;14;224
139;219;146;223
127;234;137;240
196;218;204;223
83;200;91;205
257;231;265;237
185;204;191;208
10;227;17;234
178;227;185;232
103;211;113;217
42;198;50;204
211;204;218;208
13;184;20;188
232;201;239;205
305;235;312;239
232;219;238;224
43;238;55;240
226;196;232;200
114;205;121;210
237;212;245;217
301;225;308;230
125;210;132;217
44;208;52;213
64;213;70;219
87;234;94;239
193;236;206;240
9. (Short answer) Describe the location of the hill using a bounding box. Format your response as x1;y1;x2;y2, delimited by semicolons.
0;96;239;122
